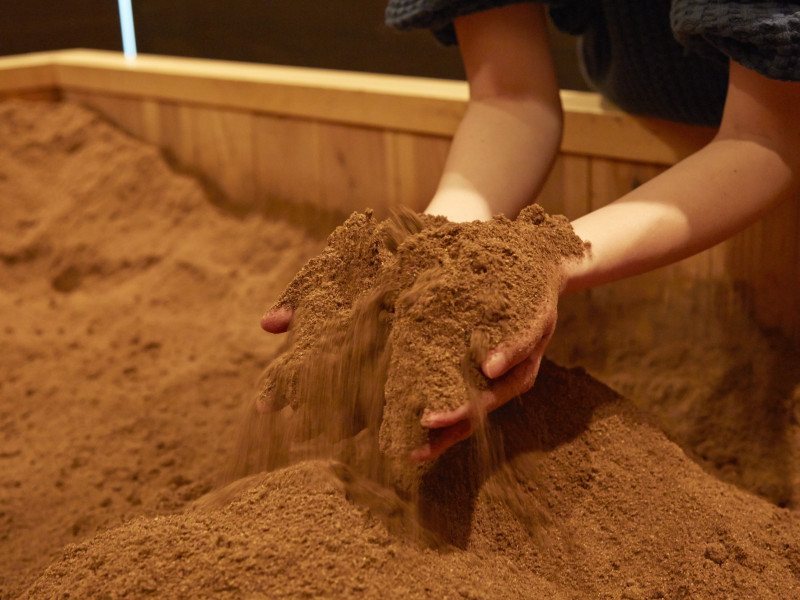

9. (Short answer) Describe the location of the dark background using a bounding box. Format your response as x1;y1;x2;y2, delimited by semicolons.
0;0;586;89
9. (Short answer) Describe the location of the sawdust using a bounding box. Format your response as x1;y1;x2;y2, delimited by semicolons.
3;99;800;599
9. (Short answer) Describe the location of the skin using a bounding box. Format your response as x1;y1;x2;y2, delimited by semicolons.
264;3;800;461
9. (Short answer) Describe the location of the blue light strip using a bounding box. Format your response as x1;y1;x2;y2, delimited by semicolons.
117;0;137;60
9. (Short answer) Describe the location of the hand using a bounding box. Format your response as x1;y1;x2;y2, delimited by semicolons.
260;306;293;335
409;294;558;461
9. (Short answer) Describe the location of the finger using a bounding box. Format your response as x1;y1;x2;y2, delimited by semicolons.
421;349;544;434
482;311;556;379
420;403;472;429
482;351;544;412
409;353;544;462
409;420;472;462
422;331;549;429
261;306;293;333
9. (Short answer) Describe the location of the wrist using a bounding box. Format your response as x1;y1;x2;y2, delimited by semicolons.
559;224;595;296
425;188;493;223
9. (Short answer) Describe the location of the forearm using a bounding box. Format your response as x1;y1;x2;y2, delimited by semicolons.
564;61;800;294
426;95;562;222
563;135;799;294
425;3;562;223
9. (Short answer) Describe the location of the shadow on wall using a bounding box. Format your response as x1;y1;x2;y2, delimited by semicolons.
0;0;587;90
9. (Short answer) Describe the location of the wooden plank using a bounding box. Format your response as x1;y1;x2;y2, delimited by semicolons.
0;52;57;94
730;197;800;337
316;121;391;215
185;105;257;209
157;102;194;167
0;50;712;165
588;157;665;211
254;114;323;212
536;154;590;220
384;131;450;214
560;91;715;165
48;50;469;138
63;90;147;141
139;98;163;147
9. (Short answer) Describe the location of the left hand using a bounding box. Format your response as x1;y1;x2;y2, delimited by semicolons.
409;295;558;461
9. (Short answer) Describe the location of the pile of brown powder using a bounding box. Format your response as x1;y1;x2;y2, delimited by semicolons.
250;204;586;494
0;98;323;597
3;99;800;599
26;361;800;599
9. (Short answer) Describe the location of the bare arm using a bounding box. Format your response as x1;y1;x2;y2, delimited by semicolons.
415;37;800;460
425;3;562;222
564;61;800;293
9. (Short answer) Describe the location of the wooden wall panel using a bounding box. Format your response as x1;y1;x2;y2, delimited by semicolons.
185;106;256;209
254;114;323;212
588;158;665;210
155;102;193;167
316;122;390;215
727;198;800;339
64;91;148;142
383;131;450;214
536;154;590;220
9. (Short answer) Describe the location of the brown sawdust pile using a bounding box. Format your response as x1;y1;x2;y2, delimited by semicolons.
242;202;586;496
2;99;800;600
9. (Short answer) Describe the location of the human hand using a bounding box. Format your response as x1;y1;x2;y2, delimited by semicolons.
253;209;393;418
255;205;586;476
409;292;558;462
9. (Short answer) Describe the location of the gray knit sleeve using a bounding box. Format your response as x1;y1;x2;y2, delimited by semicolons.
385;0;543;45
671;1;800;81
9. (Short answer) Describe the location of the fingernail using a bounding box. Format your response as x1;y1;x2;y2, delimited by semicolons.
483;352;505;378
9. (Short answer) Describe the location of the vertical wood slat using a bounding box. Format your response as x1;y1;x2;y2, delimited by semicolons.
728;197;800;338
536;154;590;220
254;114;323;212
384;131;450;214
186;106;256;209
316;121;391;215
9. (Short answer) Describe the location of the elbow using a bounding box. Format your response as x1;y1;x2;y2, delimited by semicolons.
484;90;564;145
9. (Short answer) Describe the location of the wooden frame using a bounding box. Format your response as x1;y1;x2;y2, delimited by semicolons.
1;50;797;342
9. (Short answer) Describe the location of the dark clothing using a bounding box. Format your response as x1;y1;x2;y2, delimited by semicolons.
385;1;800;127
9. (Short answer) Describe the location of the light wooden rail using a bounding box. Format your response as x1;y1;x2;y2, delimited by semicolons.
1;50;797;342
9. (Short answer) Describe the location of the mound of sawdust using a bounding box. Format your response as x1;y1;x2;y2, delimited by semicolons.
0;98;323;597
3;99;800;599
26;361;800;599
549;283;800;509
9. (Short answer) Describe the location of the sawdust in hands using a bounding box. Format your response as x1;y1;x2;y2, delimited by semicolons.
249;205;587;494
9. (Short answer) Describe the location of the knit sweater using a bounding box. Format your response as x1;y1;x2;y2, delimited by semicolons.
385;1;800;127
